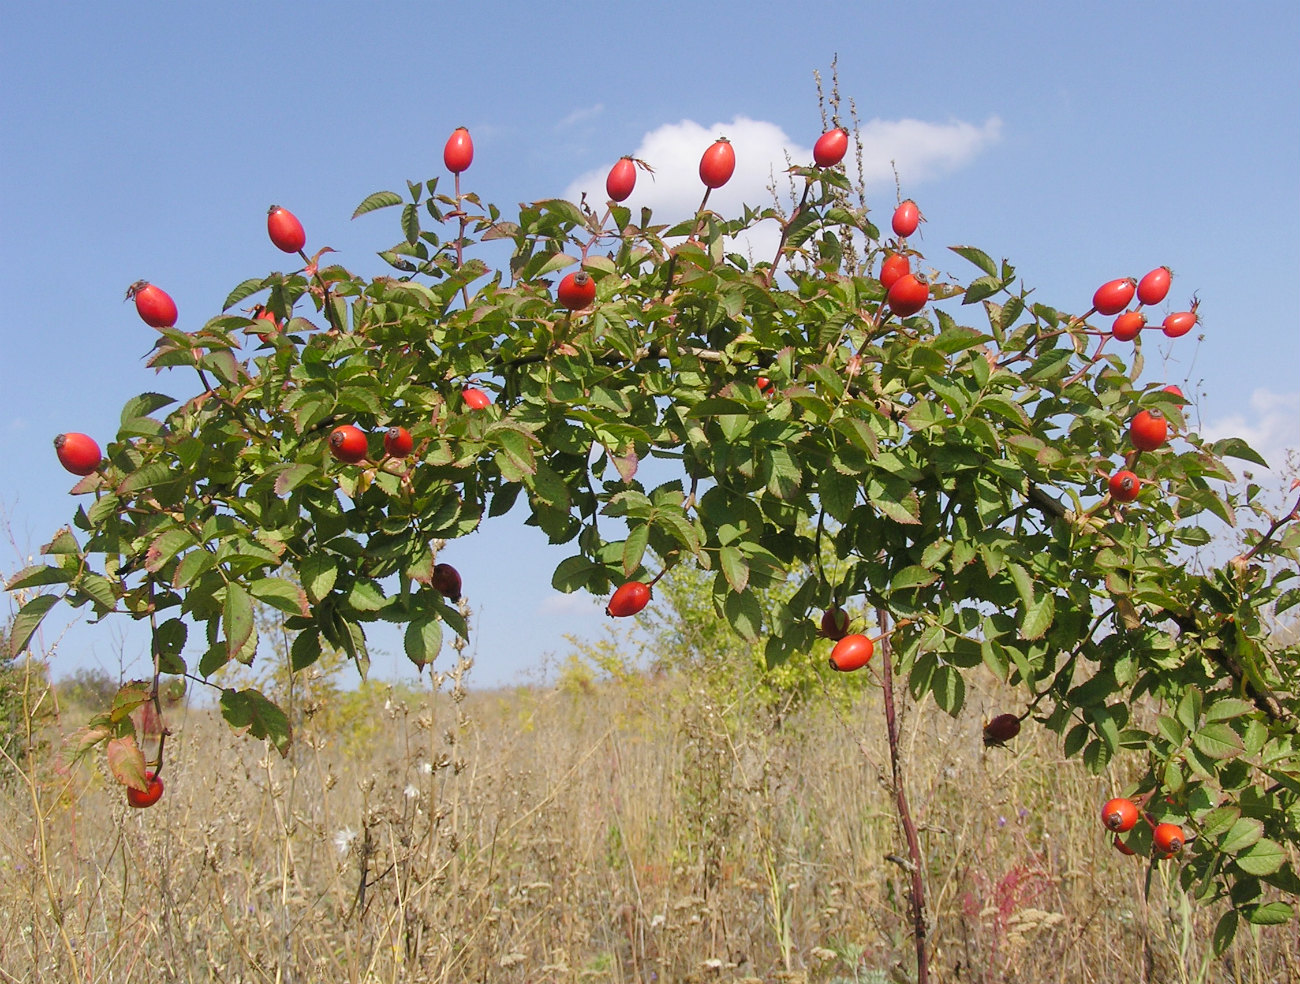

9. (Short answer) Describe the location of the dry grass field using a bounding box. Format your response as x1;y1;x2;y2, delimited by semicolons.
2;645;1297;984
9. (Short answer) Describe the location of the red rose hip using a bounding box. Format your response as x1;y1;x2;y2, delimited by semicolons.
606;157;637;202
127;281;178;328
829;633;874;671
267;205;306;253
54;432;102;476
813;127;849;168
606;581;651;617
329;425;368;464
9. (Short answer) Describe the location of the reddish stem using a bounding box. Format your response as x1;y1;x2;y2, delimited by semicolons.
875;607;929;984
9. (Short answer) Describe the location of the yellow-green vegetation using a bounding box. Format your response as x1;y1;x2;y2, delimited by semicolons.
2;646;1296;984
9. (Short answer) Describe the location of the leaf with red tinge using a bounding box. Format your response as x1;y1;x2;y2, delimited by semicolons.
224;582;255;660
249;577;309;616
107;735;148;791
613;447;639;483
274;464;318;496
6;565;72;591
303;246;337;279
110;681;152;724
220;688;292;756
8;594;59;657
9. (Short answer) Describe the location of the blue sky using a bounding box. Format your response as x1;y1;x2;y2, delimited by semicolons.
2;2;1297;689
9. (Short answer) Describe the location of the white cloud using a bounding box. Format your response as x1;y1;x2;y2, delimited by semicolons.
562;113;1002;262
558;103;604;128
854;116;1003;186
537;592;602;617
1202;389;1299;477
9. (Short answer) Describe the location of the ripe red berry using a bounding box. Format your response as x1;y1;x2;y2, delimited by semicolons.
462;387;492;410
1092;278;1137;316
1162;310;1199;338
1111;310;1146;341
267;205;306;253
432;563;462;602
1108;469;1141;503
1113;835;1137;856
983;713;1022;746
251;305;281;342
1136;266;1172;306
698;137;736;189
1101;797;1139;832
829;633;874;671
820;607;851;640
444;126;474;174
329;425;368;464
557;270;597;310
813;127;849;168
606;581;651;618
891;200;920;238
54;432;102;476
606;156;637;202
127;771;164;809
1129;408;1168;452
755;375;776;396
127;281;178;328
1162;384;1186;401
887;273;930;317
1153;822;1185;856
383;426;413;458
879;252;909;291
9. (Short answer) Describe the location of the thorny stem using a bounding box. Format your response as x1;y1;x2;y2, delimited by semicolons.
875;607;930;984
1233;490;1300;565
454;172;471;311
660;188;714;300
146;581;169;775
1061;328;1110;388
763;178;813;287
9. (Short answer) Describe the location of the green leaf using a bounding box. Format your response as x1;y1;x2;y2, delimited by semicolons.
1243;901;1293;926
1212;910;1238;956
298;555;338;604
117;462;177;496
963;275;1006;305
290;628;322;671
274;464;319;496
1193;722;1244;760
219;688;292;756
723;589;763;642
1208;436;1268;467
153;618;188;675
950;245;997;277
719;545;750;594
223;277;267;311
1018;593;1054;641
347;580;388;613
249;577;309;616
1220;817;1265;855
1235;839;1285;876
404;617;443;669
352;190;404;218
930;663;965;715
891;566;938;592
223;582;255;660
119;392;176;425
622;524;650;577
551;555;606;594
8;594;59;657
1205;698;1255;723
6;565;74;590
1199;805;1240;840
